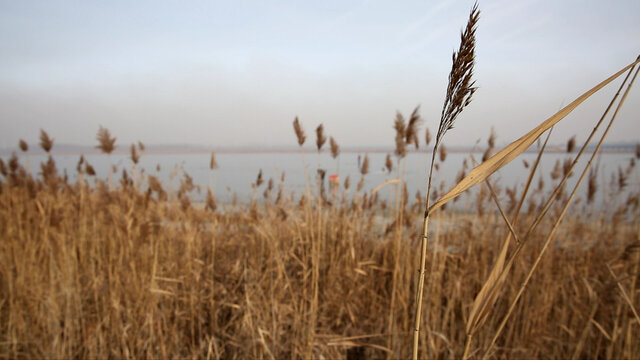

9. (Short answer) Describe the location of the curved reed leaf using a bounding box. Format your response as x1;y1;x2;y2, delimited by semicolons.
429;58;640;213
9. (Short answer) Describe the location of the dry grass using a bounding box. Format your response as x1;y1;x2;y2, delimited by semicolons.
0;139;638;359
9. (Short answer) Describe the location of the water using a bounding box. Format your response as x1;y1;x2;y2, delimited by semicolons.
2;150;637;209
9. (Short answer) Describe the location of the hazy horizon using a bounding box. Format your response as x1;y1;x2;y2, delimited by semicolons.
1;0;639;149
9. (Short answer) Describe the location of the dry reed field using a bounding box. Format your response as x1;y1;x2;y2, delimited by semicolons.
2;5;640;360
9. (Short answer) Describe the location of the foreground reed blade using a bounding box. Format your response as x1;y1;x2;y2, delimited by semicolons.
461;128;552;358
429;57;640;213
482;60;640;360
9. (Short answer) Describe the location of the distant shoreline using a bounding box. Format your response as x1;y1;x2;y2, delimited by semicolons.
0;146;636;156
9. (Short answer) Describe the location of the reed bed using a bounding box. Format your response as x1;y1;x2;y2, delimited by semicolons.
0;125;638;359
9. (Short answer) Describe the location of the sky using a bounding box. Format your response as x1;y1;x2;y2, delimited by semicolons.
0;0;639;149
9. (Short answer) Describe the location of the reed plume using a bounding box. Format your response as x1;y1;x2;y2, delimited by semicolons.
255;169;264;188
436;3;479;148
39;130;54;153
210;152;218;170
357;177;365;192
293;117;306;146
138;141;145;152
40;156;57;181
439;144;448;162
8;153;18;173
315;124;327;151
85;162;96;176
617;166;628;192
385;154;393;174
130;144;139;164
636;143;640;159
360;154;370;175
551;159;562;180
394;112;407;158
76;155;84;173
487;126;496;149
405;106;422;149
205;189;217;211
329;137;340;158
96;126;116;154
425;128;432;147
344;175;350;190
567;135;576;153
19;139;28;152
563;158;574;178
587;168;598;203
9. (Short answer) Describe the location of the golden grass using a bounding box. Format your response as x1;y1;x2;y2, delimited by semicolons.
0;148;638;358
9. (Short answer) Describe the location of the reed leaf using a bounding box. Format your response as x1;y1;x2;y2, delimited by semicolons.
429;58;640;213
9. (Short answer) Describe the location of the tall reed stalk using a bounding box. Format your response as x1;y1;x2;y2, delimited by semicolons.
413;4;479;359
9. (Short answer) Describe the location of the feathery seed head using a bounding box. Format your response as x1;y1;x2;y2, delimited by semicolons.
293;117;306;146
405;106;422;149
329;137;340;159
567;136;576;153
255;169;264;187
76;155;85;173
19;139;28;152
39;130;54;153
315;124;327;151
206;189;217;211
210;152;218;170
439;144;448;162
385;154;393;174
85;162;96;176
96;126;116;154
394;112;407;158
436;3;479;148
130;144;139;164
587;168;598;203
357;176;365;192
487;127;496;149
360;154;370;175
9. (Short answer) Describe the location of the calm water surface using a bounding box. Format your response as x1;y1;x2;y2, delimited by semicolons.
3;151;637;209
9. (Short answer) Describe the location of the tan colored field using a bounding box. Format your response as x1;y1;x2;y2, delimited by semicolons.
0;130;639;359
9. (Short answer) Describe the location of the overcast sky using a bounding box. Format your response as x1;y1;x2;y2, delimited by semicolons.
1;0;639;149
